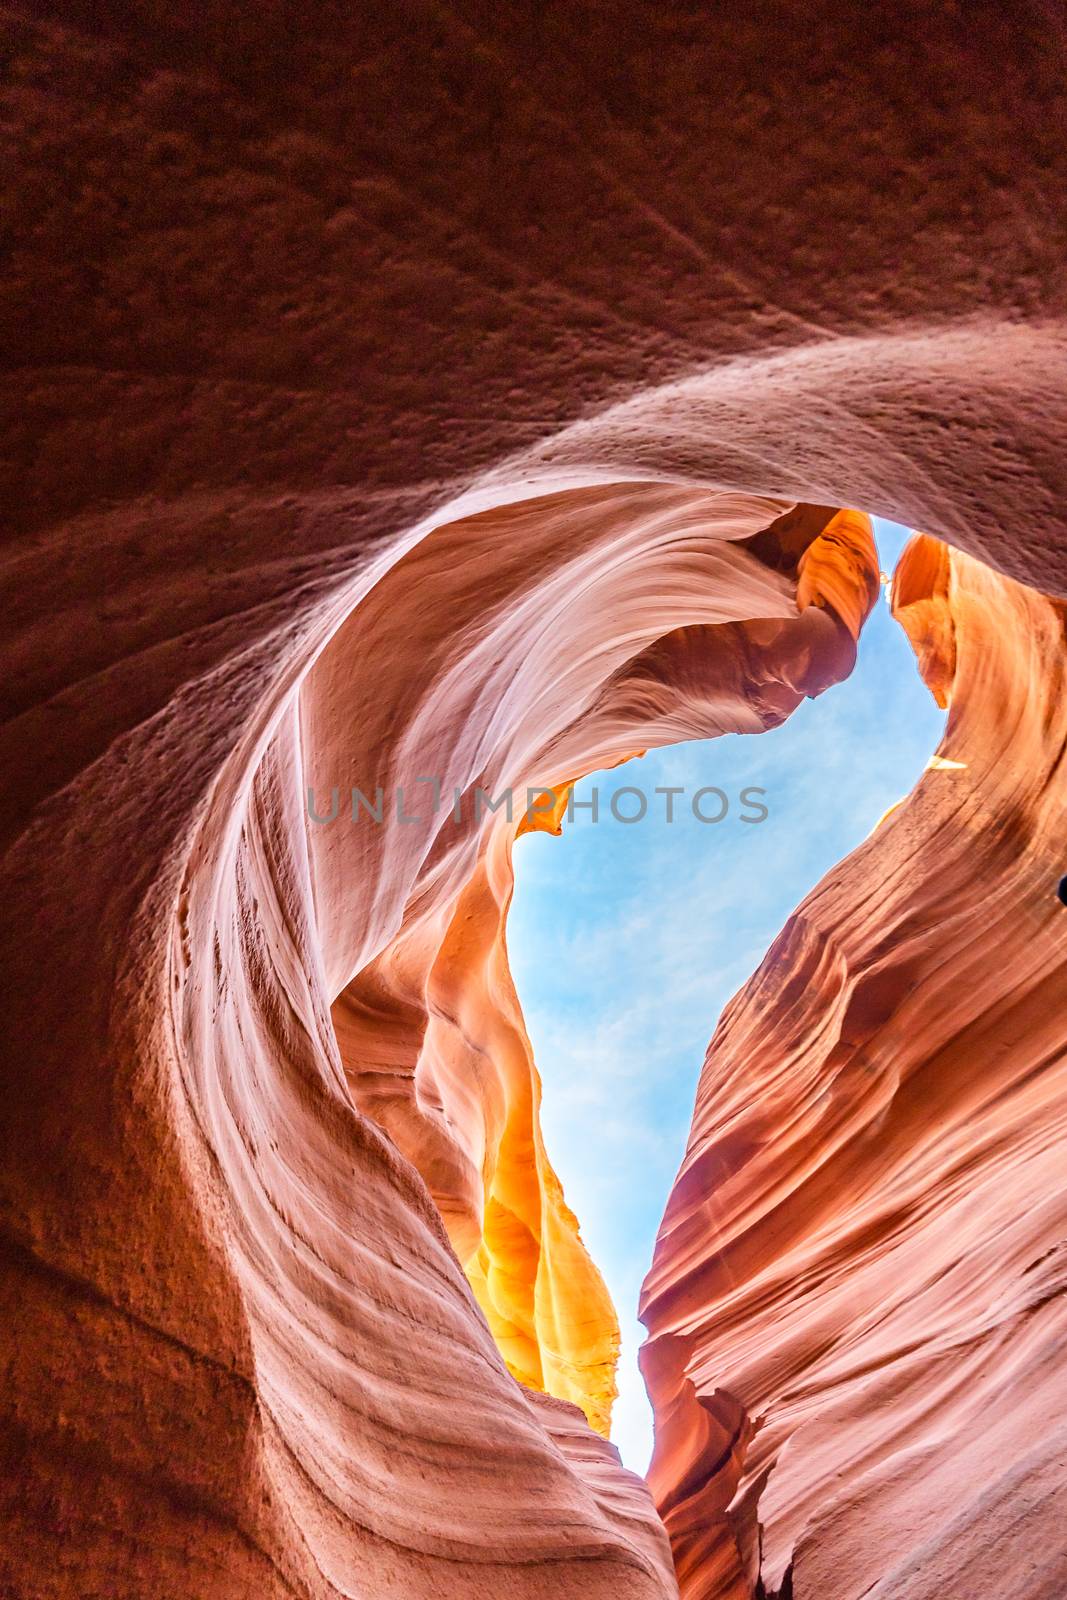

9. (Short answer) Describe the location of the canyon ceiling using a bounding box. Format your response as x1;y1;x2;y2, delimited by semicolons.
2;5;1067;1600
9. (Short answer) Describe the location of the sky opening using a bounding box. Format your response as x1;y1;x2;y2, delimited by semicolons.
507;519;948;1472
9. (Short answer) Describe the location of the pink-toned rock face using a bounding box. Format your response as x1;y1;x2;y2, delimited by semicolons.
2;6;1066;1599
640;538;1067;1599
312;494;875;1443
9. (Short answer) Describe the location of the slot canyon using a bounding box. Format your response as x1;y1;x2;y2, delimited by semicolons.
2;6;1067;1599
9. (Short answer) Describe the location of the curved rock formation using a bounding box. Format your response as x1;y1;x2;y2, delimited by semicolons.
0;478;875;1600
2;4;1066;1598
317;493;876;1440
641;535;1067;1599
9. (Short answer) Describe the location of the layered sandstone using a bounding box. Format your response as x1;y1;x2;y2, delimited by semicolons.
317;496;876;1439
0;476;876;1600
2;4;1067;1598
641;536;1067;1599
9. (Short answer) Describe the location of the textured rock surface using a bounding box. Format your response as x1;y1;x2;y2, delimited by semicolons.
2;3;1066;1597
317;494;875;1438
0;471;874;1600
641;537;1067;1598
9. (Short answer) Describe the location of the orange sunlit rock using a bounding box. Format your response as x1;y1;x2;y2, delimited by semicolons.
890;533;958;707
796;509;882;641
517;782;575;838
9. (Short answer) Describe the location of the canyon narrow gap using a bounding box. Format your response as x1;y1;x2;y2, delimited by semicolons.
3;7;1067;1599
507;517;947;1473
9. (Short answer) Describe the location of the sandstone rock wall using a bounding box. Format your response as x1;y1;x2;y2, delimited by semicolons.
641;537;1067;1599
3;5;1066;1596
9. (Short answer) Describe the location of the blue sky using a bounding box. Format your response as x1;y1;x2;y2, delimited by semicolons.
507;520;946;1471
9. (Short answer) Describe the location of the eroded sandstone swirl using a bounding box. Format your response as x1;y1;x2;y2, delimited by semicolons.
1;476;876;1600
315;495;876;1443
640;536;1067;1600
3;4;1067;1598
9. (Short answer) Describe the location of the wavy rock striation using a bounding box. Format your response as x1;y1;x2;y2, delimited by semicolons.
2;5;1067;1597
641;536;1067;1599
317;495;876;1439
0;468;876;1600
